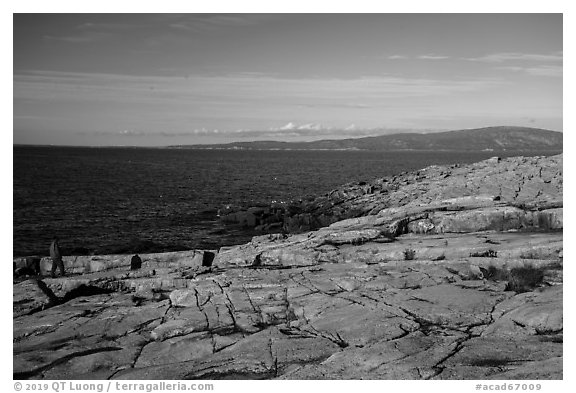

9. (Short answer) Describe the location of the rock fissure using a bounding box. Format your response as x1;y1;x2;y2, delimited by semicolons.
302;325;349;349
13;347;122;380
426;337;470;379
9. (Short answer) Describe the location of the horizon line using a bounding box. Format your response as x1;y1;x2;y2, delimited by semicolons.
13;125;563;149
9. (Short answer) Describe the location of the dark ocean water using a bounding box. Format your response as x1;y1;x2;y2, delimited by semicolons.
13;146;560;257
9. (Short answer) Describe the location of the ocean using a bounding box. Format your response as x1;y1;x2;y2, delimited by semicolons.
13;146;560;257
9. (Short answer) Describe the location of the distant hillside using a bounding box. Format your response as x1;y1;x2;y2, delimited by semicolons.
173;126;562;152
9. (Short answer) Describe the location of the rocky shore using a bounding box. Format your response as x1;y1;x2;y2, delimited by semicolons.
13;154;562;380
218;154;562;235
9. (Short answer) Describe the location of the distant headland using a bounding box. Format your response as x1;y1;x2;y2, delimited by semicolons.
170;126;562;152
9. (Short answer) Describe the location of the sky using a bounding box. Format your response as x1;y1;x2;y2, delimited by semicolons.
13;13;563;146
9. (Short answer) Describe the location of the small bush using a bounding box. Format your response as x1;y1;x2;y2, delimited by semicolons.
506;266;545;293
404;248;416;260
519;250;543;259
481;264;546;293
470;249;498;258
481;265;508;281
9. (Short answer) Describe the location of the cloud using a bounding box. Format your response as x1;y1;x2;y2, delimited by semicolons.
90;129;147;137
166;15;277;32
76;22;141;31
525;65;563;77
232;125;448;139
88;128;222;138
299;102;372;109
119;129;146;136
43;33;110;43
85;123;437;140
177;123;446;139
385;51;563;65
94;123;446;140
466;52;563;63
278;122;297;130
417;54;451;60
496;65;562;78
15;70;504;106
273;122;326;131
42;16;273;45
14;70;510;140
387;54;450;61
43;20;149;44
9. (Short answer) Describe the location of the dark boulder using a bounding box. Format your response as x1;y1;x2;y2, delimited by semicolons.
202;251;216;267
130;254;142;270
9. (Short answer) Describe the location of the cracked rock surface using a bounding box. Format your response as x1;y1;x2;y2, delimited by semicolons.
13;155;562;380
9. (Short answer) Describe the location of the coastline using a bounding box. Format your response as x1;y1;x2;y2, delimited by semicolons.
13;154;563;380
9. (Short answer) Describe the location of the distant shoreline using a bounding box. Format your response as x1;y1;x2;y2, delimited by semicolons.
13;126;563;150
13;144;563;154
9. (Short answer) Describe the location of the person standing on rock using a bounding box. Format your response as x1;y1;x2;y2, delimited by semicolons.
49;236;65;278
